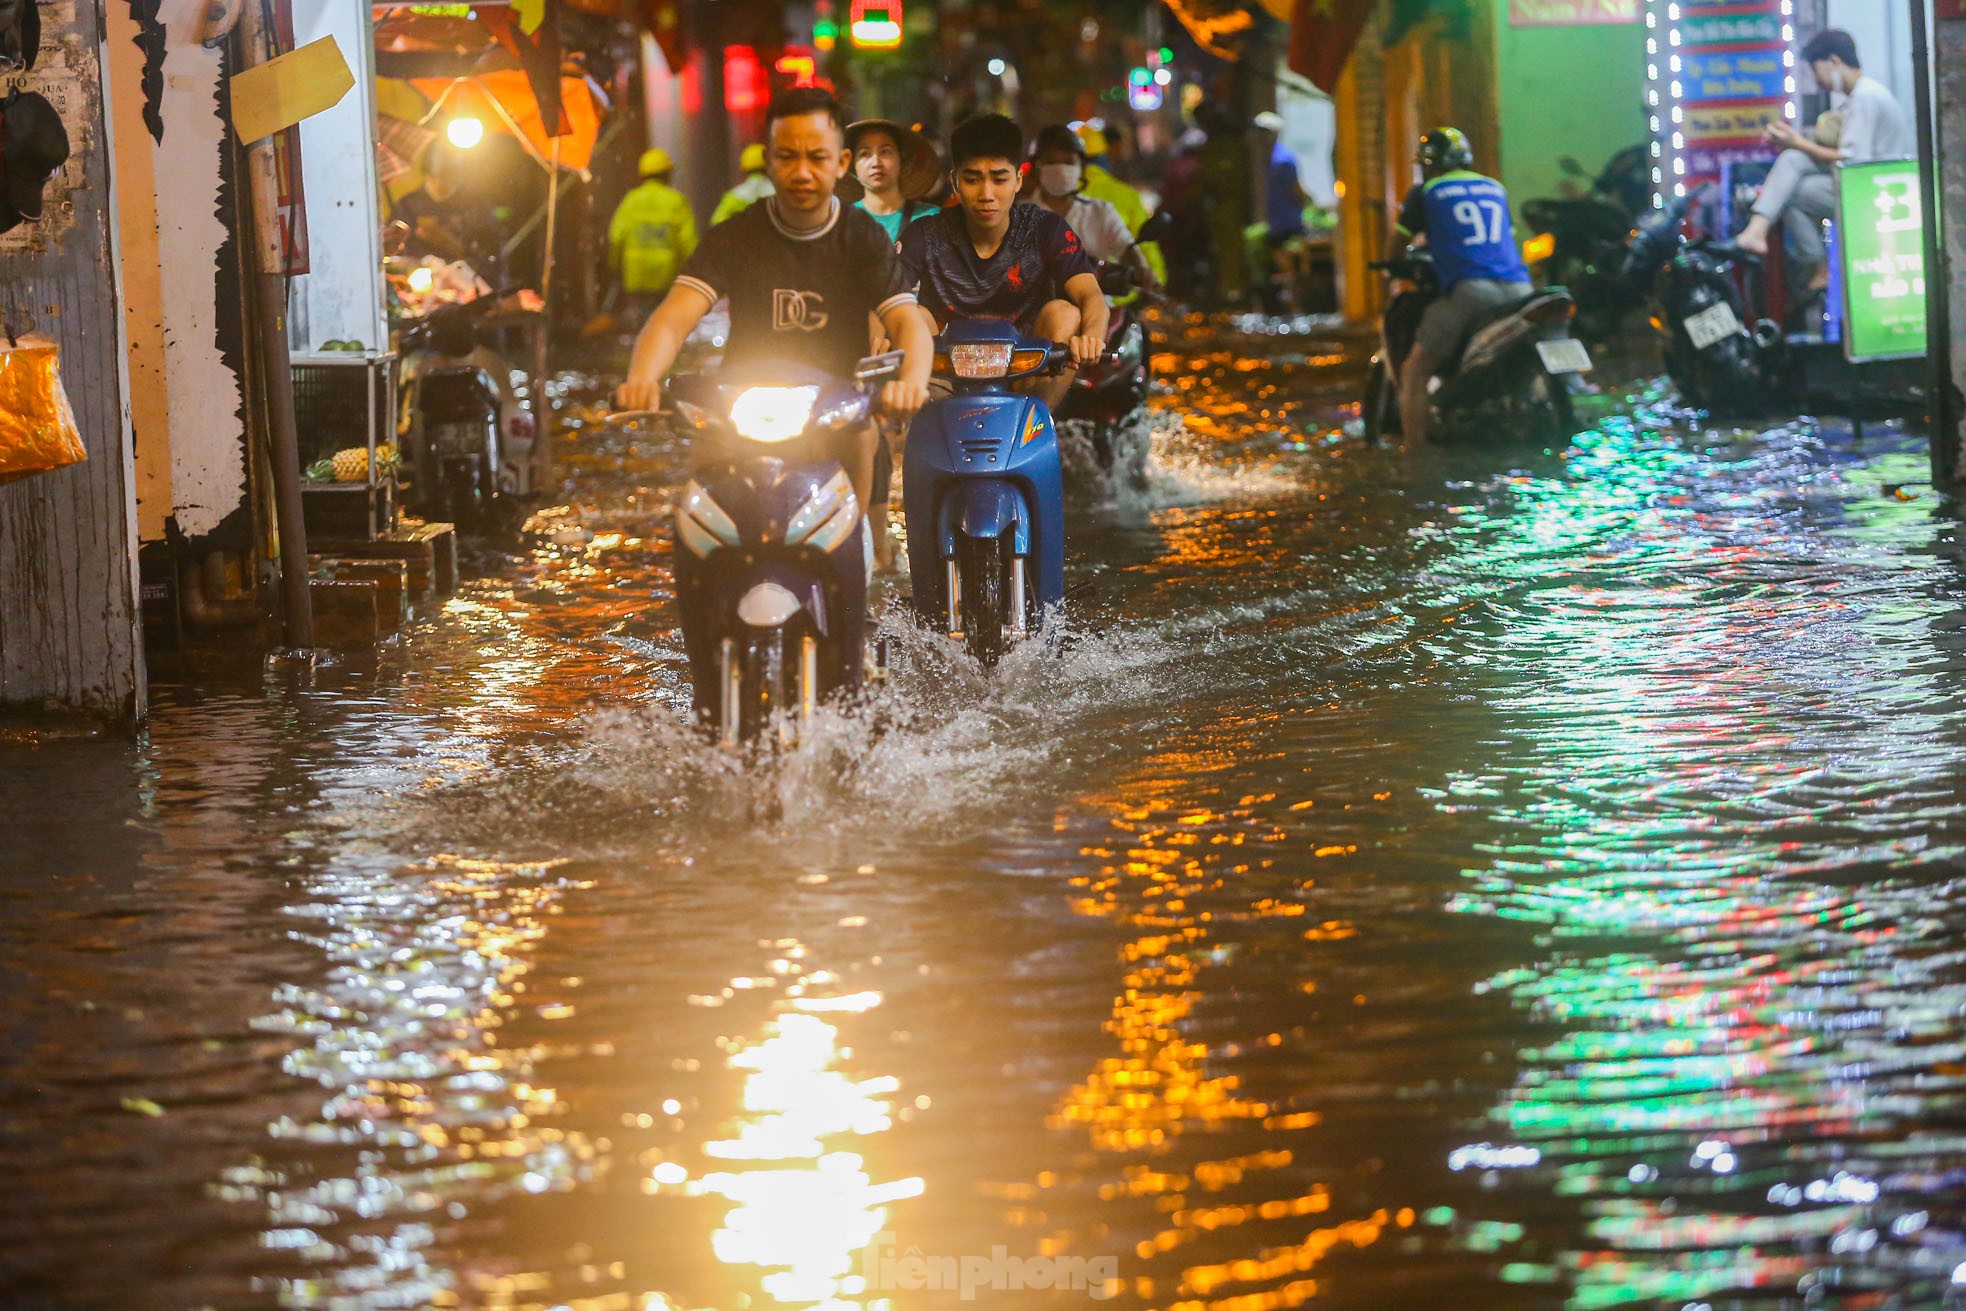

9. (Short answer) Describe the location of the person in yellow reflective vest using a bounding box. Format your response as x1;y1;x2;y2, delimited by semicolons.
1074;122;1167;288
711;142;775;226
608;149;698;319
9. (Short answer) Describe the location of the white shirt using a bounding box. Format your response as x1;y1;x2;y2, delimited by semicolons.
1837;74;1913;163
1051;194;1134;265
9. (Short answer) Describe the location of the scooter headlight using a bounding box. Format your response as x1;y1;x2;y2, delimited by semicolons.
729;385;820;442
678;478;741;557
784;469;861;553
945;342;1012;379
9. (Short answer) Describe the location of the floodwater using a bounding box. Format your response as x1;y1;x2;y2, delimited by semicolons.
7;316;1966;1311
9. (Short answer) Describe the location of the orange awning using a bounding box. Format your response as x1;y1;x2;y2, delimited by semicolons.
411;70;600;172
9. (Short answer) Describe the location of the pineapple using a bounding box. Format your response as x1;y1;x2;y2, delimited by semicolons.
331;447;370;482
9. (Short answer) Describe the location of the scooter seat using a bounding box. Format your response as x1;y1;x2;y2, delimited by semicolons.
1463;288;1574;341
1457;289;1576;375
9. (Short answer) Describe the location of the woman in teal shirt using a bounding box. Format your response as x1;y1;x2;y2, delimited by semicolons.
848;118;940;244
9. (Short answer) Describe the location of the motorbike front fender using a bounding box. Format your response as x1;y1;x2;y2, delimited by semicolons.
940;480;1029;557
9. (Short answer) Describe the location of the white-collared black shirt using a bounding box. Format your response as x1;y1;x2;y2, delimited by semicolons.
674;197;918;378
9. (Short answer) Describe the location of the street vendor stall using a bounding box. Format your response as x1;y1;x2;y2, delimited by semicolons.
369;3;612;503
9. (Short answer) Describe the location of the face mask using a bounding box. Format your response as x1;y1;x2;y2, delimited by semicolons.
1038;162;1082;197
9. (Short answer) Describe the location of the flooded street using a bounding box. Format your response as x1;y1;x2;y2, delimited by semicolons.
10;317;1966;1311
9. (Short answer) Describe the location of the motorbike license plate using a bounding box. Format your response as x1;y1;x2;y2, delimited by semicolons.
1535;338;1594;376
1684;301;1744;351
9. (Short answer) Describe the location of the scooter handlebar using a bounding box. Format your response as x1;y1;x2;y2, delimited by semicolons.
853;350;906;388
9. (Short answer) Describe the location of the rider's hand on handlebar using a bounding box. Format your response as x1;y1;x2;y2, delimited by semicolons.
879;378;930;420
615;376;661;413
1068;334;1104;369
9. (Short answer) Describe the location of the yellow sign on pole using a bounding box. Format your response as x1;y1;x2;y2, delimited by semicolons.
229;35;355;145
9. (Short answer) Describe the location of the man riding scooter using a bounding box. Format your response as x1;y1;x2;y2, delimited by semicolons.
897;113;1108;410
1389;127;1532;445
615;88;932;567
1027;124;1159;292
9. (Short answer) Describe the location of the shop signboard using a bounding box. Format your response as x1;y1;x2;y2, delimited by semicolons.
1645;0;1791;199
1677;49;1787;102
1508;0;1638;23
1836;159;1929;362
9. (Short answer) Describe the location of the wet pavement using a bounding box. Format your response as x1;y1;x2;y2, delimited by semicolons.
7;315;1966;1311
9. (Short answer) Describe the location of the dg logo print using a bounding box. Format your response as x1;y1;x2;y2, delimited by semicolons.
772;289;830;331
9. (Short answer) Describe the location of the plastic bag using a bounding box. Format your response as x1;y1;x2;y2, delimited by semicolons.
0;334;86;484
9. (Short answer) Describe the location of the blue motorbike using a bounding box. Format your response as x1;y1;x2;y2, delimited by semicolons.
902;321;1069;667
664;354;898;746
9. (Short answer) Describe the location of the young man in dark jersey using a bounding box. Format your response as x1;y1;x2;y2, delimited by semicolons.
615;88;933;566
897;114;1107;409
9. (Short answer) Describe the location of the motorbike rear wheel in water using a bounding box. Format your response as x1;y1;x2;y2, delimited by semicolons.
1668;333;1765;422
1362;359;1401;443
1545;372;1577;437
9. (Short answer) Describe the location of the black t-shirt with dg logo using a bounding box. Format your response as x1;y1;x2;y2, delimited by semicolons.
674;198;918;380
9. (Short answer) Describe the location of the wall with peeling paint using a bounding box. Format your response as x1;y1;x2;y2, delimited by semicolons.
0;0;145;719
109;0;251;545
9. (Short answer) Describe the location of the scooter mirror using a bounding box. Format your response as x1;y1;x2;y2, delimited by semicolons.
854;350;905;385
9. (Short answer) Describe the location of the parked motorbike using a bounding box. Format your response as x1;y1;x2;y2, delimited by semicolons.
902;321;1070;668
660;354;900;748
1522;147;1650;345
1622;196;1779;420
1361;250;1591;445
396;295;537;527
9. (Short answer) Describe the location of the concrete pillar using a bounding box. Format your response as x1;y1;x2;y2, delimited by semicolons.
0;0;145;721
1932;9;1966;482
1335;7;1390;323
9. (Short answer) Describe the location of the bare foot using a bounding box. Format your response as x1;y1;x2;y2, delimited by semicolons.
1735;216;1772;256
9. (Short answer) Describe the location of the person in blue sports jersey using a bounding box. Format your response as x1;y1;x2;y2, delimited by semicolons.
1389;127;1531;445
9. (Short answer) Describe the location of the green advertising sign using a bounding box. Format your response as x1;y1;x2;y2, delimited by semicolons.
1837;159;1929;362
1679;13;1784;46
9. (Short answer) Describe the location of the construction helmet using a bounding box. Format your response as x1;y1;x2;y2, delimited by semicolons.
1415;127;1474;172
740;142;766;172
639;148;674;177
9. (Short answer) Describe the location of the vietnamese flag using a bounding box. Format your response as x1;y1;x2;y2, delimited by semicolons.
1288;0;1377;94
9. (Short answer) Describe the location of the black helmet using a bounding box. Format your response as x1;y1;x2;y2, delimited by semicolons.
1416;127;1474;172
1031;124;1085;161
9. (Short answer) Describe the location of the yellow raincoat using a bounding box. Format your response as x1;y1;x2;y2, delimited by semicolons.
1082;163;1166;286
608;179;698;295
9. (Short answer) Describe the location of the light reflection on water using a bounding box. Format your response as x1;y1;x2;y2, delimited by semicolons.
231;853;596;1308
9;327;1966;1311
1431;414;1966;1309
692;997;920;1309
